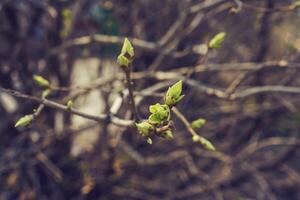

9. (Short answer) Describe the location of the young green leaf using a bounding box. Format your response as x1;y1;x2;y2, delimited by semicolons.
135;121;154;137
33;75;50;88
148;114;161;125
164;80;184;106
191;118;206;129
121;37;134;58
117;55;130;67
168;80;182;97
192;135;216;151
148;103;170;124
209;32;226;49
15;115;34;128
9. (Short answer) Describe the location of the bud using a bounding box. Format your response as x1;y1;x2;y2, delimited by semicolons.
159;130;174;140
164;80;184;107
33;75;50;88
117;38;134;68
192;135;216;151
191;118;206;129
15;115;34;128
117;55;130;67
148;103;170;125
208;32;226;49
66;100;73;110
42;89;51;98
135;121;154;137
146;137;153;145
121;38;134;58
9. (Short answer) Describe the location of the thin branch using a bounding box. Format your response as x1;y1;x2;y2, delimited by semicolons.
32;104;45;119
231;85;300;100
171;107;198;137
0;87;133;127
124;68;140;121
132;61;299;80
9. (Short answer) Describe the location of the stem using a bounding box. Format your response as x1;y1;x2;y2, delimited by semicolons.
0;86;133;127
172;106;216;151
32;104;45;119
124;68;140;121
171;107;197;137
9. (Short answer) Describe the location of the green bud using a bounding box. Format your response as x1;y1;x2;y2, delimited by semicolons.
192;135;216;151
148;103;170;124
121;37;134;58
42;89;51;98
146;137;153;144
209;32;226;49
117;38;134;68
191;118;206;129
159;130;174;140
66;100;74;110
33;75;50;88
135;121;154;137
15;115;34;128
148;114;161;125
164;80;184;106
117;54;130;67
192;135;200;142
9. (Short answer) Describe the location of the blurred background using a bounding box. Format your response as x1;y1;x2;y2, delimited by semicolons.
0;0;300;199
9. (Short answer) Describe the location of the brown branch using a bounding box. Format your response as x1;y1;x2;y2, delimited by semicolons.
231;85;300;100
124;68;140;121
171;107;198;138
0;87;133;127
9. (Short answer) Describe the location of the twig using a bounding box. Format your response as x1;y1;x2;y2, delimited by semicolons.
0;87;133;127
171;107;198;138
36;152;63;181
32;104;45;120
171;107;216;151
231;85;300;100
124;68;140;121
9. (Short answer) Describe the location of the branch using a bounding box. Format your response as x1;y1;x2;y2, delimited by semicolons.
171;107;215;151
231;85;300;100
124;68;140;121
0;87;133;127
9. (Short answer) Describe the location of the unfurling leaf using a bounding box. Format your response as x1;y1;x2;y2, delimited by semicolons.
117;55;130;67
117;38;134;68
148;114;161;125
191;118;206;129
192;135;216;151
67;100;74;109
135;121;154;137
15;115;33;128
33;75;50;88
209;32;226;49
164;80;184;106
148;103;170;124
121;37;134;58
